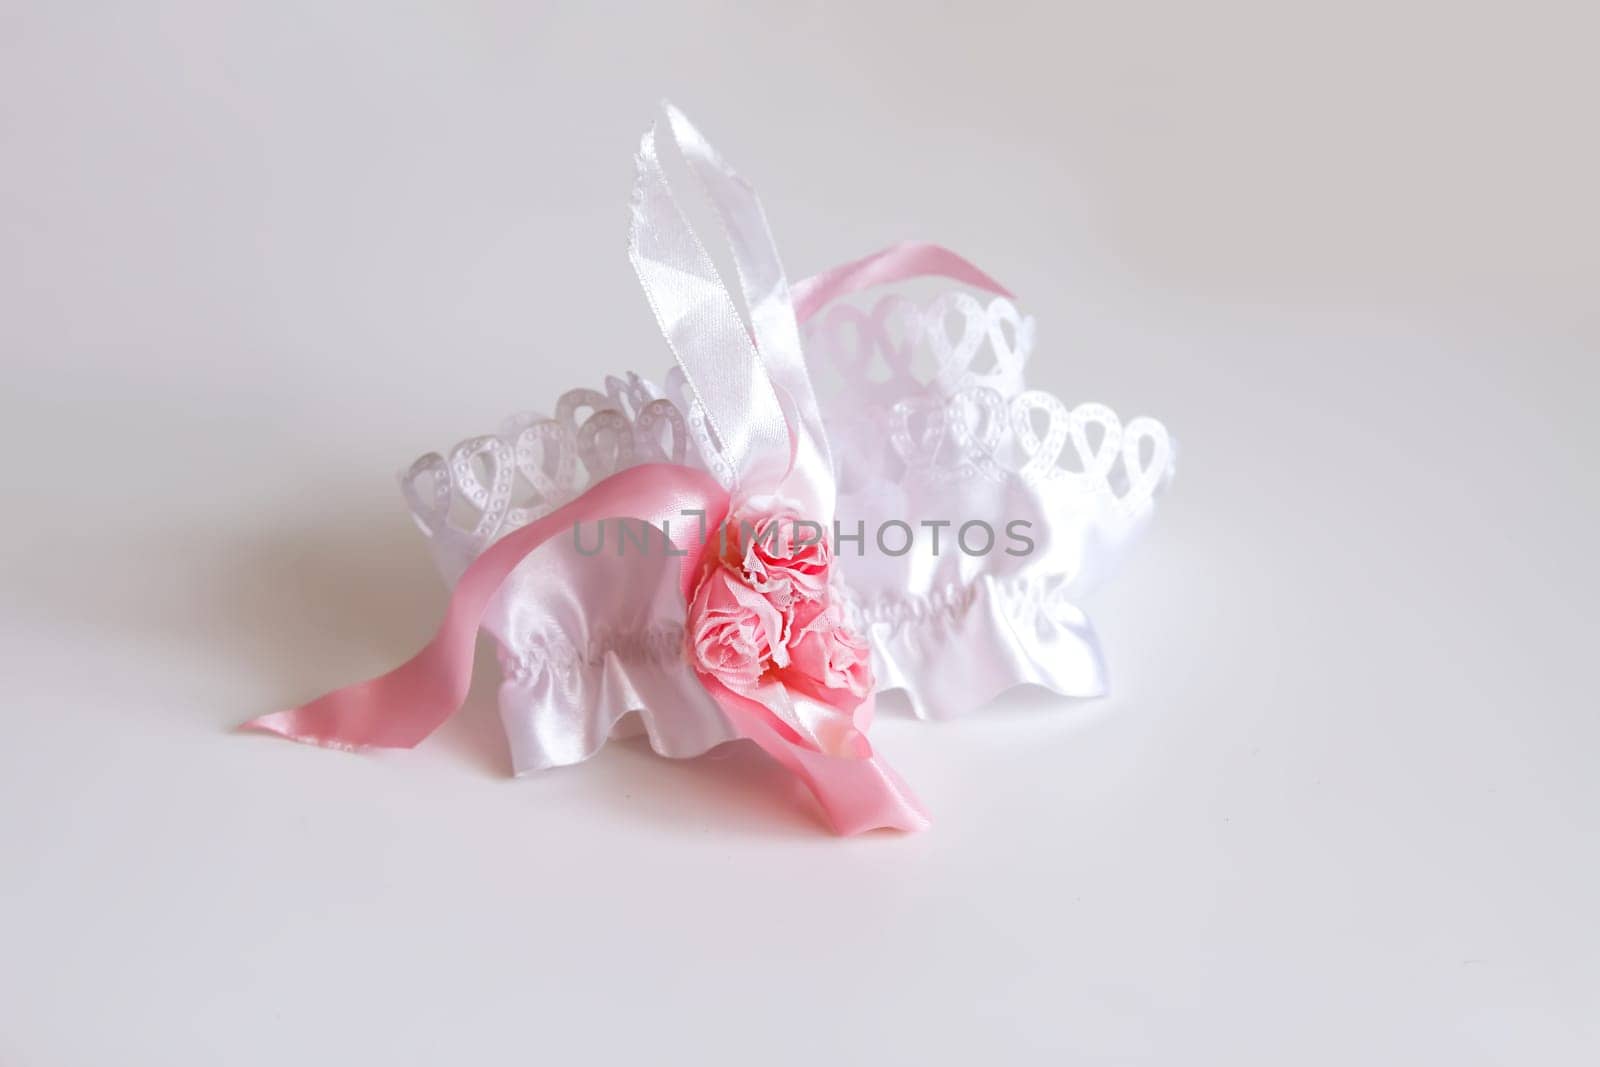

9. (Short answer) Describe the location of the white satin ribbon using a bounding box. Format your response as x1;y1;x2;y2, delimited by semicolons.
629;104;834;519
661;104;834;521
628;114;792;498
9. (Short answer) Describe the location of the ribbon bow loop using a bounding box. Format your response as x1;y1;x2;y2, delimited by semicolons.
629;103;835;522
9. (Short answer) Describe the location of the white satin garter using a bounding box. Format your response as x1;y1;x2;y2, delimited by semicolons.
250;105;1174;835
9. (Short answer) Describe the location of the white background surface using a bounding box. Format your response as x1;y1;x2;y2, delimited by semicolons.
2;3;1596;1063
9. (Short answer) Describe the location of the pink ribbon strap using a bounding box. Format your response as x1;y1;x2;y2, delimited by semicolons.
246;464;728;750
790;241;1014;325
245;239;1007;834
245;239;1006;832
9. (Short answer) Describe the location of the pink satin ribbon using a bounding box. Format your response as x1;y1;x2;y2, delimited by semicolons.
248;463;728;750
790;241;1013;325
248;243;993;834
700;679;927;834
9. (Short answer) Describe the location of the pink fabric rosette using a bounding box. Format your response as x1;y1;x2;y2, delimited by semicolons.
690;506;874;760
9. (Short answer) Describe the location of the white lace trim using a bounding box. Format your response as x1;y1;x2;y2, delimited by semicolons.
400;291;1172;554
804;291;1174;514
396;284;1172;729
399;371;702;565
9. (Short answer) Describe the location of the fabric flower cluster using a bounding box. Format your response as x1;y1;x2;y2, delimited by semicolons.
687;507;873;715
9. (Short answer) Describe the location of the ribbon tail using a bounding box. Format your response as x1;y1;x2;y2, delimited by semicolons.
703;680;929;835
244;464;730;751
